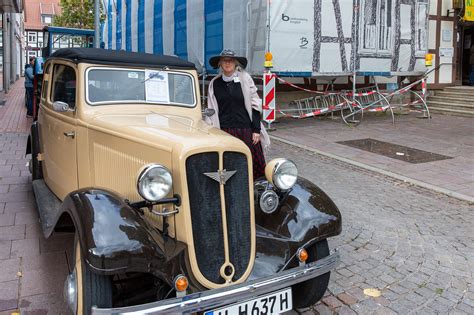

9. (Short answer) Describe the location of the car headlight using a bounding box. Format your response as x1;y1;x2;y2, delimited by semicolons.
137;164;173;202
265;158;298;191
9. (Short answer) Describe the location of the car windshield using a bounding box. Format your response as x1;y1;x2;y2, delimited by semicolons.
86;68;195;106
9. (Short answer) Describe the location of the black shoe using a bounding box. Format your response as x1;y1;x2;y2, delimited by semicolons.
26;114;33;118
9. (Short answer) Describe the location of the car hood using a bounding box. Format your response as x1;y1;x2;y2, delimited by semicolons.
87;110;244;154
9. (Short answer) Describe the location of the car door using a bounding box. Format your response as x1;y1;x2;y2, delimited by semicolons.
39;61;78;200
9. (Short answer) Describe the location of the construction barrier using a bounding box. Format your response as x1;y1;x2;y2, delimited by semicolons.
263;73;276;124
275;72;433;125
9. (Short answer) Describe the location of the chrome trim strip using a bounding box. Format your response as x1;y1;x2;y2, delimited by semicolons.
91;251;340;315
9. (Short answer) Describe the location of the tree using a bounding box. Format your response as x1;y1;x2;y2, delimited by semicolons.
53;0;103;29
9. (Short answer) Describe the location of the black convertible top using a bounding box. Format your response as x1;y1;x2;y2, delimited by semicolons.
50;48;196;69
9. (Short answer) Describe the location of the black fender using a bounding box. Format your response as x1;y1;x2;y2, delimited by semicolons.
57;188;188;286
250;177;341;277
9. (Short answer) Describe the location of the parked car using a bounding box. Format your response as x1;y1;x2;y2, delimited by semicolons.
26;48;342;315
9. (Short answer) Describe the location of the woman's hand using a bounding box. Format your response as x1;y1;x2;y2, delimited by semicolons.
252;133;261;145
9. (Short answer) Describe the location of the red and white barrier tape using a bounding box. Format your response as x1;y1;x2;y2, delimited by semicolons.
275;74;429;119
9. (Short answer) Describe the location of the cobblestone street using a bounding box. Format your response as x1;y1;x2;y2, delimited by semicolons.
268;141;474;314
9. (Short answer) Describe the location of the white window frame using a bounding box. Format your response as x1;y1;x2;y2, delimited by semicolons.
28;31;37;43
359;0;395;56
415;0;429;56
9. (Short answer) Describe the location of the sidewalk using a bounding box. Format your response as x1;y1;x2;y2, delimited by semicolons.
0;78;31;133
0;79;72;314
270;112;474;203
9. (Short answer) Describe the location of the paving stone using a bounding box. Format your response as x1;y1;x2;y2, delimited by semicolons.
3;201;35;214
0;280;19;311
0;191;33;203
463;298;474;308
336;268;354;278
19;293;68;315
25;224;42;240
0;225;25;241
0;240;12;259
21;251;69;273
14;212;38;225
0;185;8;194
0;258;21;282
6;159;29;166
336;293;358;305
20;267;68;297
455;302;474;314
39;233;73;254
333;305;355;315
312;303;333;315
0;176;30;185
374;296;390;306
0;213;15;227
321;296;343;309
8;184;31;193
0;203;4;214
10;238;40;258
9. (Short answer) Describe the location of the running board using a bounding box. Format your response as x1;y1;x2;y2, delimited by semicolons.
32;179;61;238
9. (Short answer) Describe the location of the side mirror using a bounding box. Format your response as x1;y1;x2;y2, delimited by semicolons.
202;108;215;117
52;101;73;113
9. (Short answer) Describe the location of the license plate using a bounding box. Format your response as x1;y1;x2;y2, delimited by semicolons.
204;288;292;315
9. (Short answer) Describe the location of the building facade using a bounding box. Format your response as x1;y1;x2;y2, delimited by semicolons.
0;0;23;94
23;0;61;62
427;0;458;87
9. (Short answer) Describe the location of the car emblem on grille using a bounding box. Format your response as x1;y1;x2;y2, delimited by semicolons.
204;169;237;185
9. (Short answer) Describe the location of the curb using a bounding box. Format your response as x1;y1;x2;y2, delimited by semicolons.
270;135;474;204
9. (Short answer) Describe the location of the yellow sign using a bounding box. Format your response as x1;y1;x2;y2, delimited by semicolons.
465;0;474;21
425;53;433;67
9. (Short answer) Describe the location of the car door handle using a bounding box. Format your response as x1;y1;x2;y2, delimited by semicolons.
63;131;75;139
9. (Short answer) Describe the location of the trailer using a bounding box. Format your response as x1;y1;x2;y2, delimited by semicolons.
101;0;429;77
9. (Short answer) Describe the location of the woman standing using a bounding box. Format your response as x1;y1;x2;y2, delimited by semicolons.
205;49;270;180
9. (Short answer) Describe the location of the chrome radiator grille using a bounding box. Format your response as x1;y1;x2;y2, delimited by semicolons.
186;151;251;285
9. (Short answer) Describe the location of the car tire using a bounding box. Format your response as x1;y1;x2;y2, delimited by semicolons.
30;123;43;180
72;235;113;315
291;239;331;309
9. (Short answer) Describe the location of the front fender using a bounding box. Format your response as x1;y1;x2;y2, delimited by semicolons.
250;177;341;278
61;188;187;283
256;177;341;242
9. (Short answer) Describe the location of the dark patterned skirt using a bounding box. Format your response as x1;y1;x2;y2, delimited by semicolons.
221;127;266;180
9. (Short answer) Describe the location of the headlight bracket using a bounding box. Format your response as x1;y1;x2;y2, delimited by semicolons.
129;194;181;210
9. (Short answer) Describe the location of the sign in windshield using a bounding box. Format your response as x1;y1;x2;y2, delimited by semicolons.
86;68;195;106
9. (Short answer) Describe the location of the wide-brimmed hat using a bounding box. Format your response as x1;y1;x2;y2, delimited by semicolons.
209;49;248;69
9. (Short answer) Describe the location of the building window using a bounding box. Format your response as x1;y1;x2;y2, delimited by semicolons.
28;31;37;43
416;0;428;54
42;15;53;24
359;0;394;55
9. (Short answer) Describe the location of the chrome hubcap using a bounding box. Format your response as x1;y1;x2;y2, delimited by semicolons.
64;269;77;312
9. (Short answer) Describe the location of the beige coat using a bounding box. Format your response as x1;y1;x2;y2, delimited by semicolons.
205;70;271;152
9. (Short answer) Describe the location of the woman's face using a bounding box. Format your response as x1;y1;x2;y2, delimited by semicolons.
220;58;237;75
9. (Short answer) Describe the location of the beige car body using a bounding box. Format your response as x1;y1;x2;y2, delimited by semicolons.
38;59;256;289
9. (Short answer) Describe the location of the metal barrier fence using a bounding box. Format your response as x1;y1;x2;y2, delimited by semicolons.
275;65;445;127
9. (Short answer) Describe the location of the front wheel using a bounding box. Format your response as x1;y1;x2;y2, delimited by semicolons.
65;235;113;315
292;239;331;309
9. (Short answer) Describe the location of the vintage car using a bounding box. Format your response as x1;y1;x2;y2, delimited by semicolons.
26;48;342;314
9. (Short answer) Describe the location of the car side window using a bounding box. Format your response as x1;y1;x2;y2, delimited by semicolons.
51;64;76;108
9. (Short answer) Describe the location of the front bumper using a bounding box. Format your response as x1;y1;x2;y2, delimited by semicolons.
92;251;340;314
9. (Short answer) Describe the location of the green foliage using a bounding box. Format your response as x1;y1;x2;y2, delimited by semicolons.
53;0;103;29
